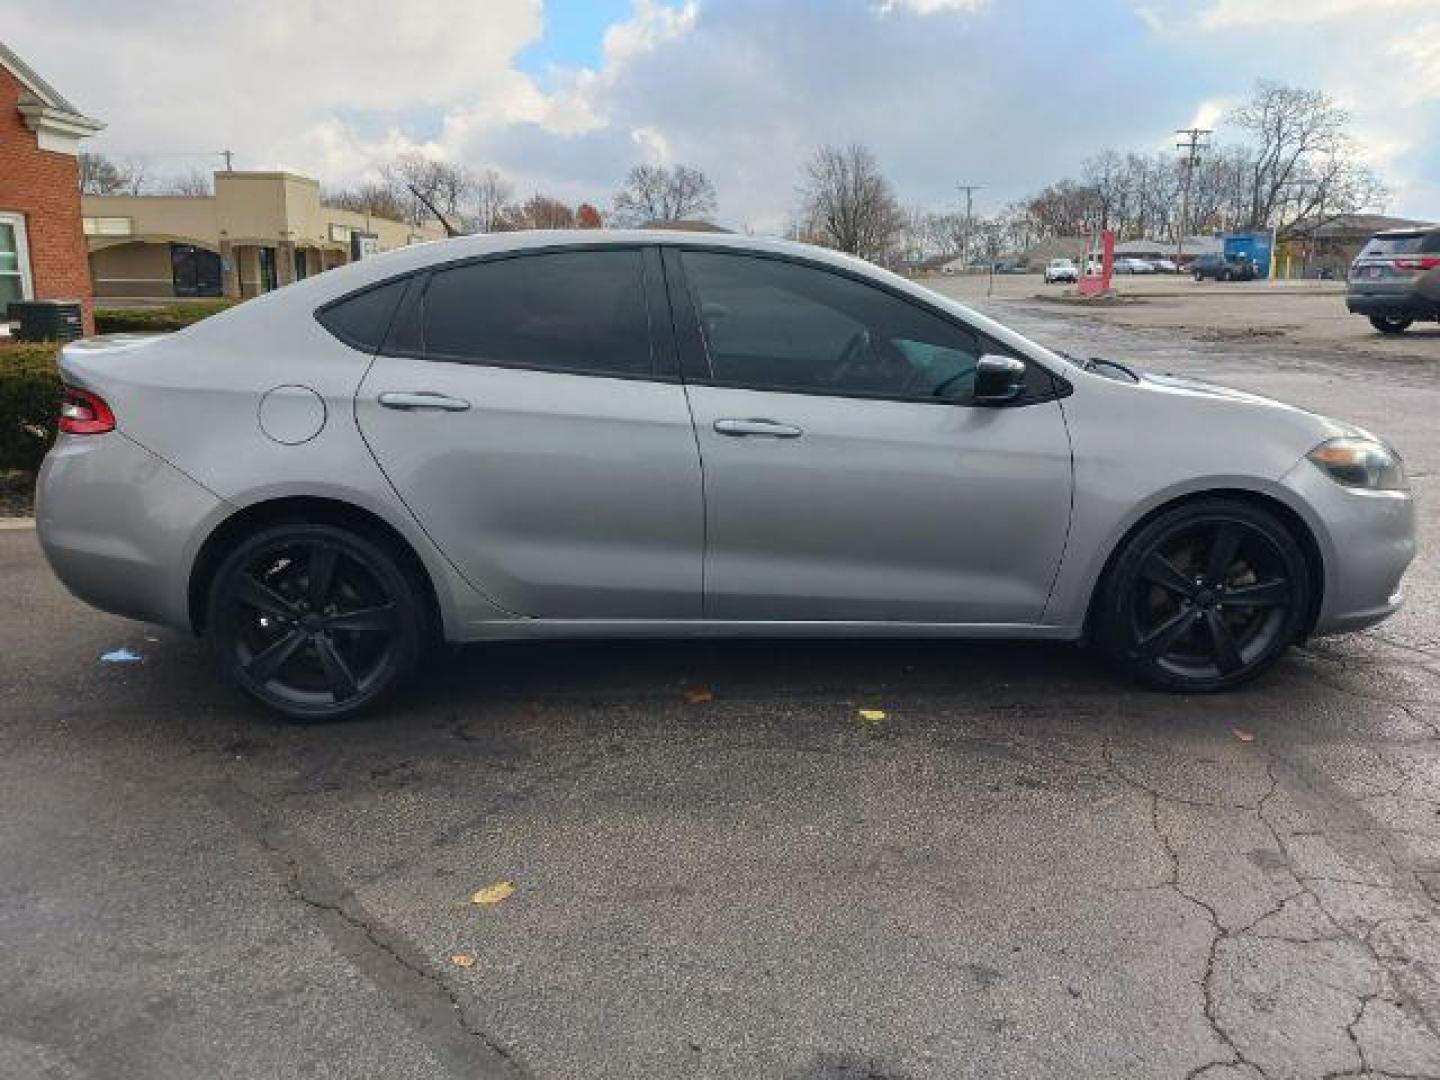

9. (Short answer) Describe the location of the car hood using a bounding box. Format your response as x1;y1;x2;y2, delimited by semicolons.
1135;369;1372;442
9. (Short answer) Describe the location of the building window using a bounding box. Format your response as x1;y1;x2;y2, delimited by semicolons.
82;216;134;237
0;213;33;306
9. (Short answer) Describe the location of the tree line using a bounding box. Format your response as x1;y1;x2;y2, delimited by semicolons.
78;80;1384;264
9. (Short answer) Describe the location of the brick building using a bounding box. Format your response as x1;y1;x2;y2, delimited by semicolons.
0;42;103;331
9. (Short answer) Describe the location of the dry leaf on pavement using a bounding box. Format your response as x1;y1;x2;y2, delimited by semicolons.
682;686;714;704
1232;729;1255;742
858;709;887;723
450;953;476;967
470;881;516;905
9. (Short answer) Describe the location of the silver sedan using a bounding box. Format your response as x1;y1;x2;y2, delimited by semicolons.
38;232;1416;719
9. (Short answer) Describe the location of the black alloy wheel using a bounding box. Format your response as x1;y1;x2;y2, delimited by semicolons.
1097;500;1311;691
208;523;425;720
1369;315;1413;335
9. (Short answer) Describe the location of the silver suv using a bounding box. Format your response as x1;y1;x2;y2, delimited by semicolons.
1346;226;1440;333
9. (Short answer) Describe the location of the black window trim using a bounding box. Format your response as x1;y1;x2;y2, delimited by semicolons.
319;242;683;385
661;244;1071;408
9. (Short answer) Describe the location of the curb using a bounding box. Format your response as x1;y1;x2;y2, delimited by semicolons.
0;518;36;530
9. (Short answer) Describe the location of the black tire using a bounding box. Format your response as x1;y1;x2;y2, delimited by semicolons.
1094;499;1311;692
1369;315;1413;335
207;522;427;720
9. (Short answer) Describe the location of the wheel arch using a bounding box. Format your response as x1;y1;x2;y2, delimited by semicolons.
1081;487;1326;642
187;495;444;643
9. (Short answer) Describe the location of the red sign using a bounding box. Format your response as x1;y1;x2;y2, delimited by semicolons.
1078;230;1115;296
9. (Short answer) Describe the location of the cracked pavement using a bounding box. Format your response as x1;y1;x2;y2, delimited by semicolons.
2;294;1439;1079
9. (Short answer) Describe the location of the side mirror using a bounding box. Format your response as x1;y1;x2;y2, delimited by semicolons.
973;354;1027;405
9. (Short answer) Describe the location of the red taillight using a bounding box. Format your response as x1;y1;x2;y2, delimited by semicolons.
1394;256;1440;271
58;387;115;435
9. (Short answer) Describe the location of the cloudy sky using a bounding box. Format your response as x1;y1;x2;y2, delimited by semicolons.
5;0;1436;230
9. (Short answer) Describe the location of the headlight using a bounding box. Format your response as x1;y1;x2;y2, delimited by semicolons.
1307;437;1407;491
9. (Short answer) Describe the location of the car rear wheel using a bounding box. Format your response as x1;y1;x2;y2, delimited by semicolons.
1095;500;1311;692
207;523;426;720
1369;316;1413;334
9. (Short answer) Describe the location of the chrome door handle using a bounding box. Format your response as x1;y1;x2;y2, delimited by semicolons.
378;391;471;412
713;418;803;438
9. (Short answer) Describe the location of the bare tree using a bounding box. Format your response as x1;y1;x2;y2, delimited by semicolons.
470;168;514;233
494;194;577;231
324;181;411;222
378;153;474;232
78;152;137;195
796;143;904;261
612;163;717;225
160;169;213;197
1229;80;1383;236
119;157;151;196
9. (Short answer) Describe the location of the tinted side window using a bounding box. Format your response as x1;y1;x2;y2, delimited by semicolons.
681;251;997;403
422;250;653;377
316;277;408;352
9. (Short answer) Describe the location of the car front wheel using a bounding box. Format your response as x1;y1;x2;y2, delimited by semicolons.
1095;499;1311;692
207;522;427;720
1369;315;1413;334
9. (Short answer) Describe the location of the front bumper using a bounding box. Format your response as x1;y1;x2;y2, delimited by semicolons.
37;432;227;631
1279;457;1417;635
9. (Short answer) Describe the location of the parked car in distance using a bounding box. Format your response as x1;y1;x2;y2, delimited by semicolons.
1345;226;1440;334
1193;253;1257;282
37;231;1415;719
1044;258;1078;284
1152;258;1178;274
1114;258;1156;274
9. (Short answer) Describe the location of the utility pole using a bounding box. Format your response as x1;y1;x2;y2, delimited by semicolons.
957;184;982;272
220;148;234;172
1174;128;1210;267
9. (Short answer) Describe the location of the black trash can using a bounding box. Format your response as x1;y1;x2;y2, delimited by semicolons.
6;299;85;343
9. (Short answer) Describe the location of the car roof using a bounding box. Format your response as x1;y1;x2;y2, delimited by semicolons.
312;229;884;291
1373;227;1437;238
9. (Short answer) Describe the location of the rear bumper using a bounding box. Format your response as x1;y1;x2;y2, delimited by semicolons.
1346;291;1440;319
37;432;226;631
1279;458;1417;636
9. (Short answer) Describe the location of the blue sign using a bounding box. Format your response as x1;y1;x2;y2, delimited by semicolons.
1222;231;1274;278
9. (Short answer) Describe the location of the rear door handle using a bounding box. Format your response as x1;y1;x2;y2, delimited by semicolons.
713;418;803;438
378;391;471;412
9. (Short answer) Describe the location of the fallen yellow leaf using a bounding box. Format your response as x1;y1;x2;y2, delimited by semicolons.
470;880;516;905
858;709;887;723
450;953;476;968
682;686;714;704
1232;729;1255;743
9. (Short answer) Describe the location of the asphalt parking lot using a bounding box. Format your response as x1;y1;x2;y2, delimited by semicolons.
3;293;1440;1079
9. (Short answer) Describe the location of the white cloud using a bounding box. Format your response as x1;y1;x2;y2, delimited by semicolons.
1186;97;1232;132
1198;0;1424;29
1132;6;1164;33
877;0;987;14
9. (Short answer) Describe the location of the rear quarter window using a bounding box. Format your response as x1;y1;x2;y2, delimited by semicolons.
315;278;409;352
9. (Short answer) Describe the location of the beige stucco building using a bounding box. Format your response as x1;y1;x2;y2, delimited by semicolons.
83;171;444;299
